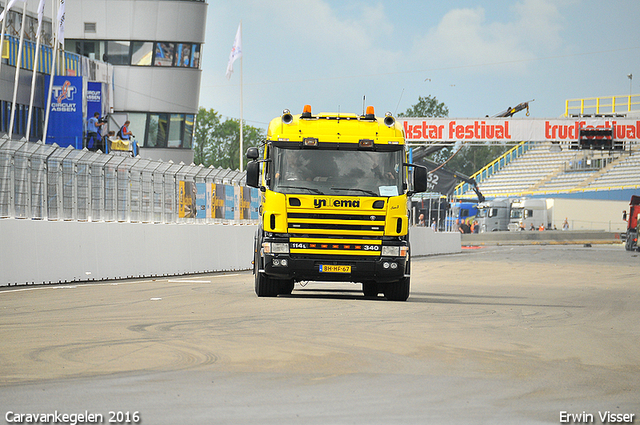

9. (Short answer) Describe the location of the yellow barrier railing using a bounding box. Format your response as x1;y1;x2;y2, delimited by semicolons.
470;184;640;199
565;94;640;116
453;141;531;198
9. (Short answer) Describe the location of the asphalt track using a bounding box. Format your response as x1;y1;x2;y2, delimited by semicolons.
1;245;639;424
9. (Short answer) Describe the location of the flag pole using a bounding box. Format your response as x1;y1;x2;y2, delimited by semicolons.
27;0;45;141
43;0;62;145
239;21;243;172
225;21;243;170
8;0;27;139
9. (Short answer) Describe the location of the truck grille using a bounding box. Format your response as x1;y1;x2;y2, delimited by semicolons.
287;210;384;256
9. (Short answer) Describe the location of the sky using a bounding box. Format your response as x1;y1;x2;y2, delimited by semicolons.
199;0;640;130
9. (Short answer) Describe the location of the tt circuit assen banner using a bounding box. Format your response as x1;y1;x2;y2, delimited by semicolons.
400;118;640;143
45;75;83;148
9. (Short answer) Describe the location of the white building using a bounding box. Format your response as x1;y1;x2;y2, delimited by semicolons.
65;0;208;164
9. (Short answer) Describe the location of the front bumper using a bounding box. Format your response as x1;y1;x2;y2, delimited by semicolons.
261;253;408;283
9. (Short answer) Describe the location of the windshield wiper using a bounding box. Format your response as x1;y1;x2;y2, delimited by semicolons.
278;185;324;195
331;187;379;196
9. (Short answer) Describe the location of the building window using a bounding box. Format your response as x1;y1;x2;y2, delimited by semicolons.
168;114;184;147
84;22;97;33
106;41;130;65
131;42;153;66
124;112;194;149
128;113;147;147
183;114;194;149
154;42;176;67
67;39;201;68
68;40;107;61
148;113;169;147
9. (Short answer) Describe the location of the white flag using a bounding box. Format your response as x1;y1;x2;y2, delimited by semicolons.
37;0;46;35
0;0;27;23
57;0;65;44
225;23;242;80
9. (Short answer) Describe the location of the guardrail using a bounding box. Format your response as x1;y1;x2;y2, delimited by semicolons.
0;137;259;224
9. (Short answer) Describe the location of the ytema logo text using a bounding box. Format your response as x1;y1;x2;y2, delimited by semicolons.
314;198;361;209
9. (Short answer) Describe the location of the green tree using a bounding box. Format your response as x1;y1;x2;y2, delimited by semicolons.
398;95;449;118
193;108;221;166
193;107;265;170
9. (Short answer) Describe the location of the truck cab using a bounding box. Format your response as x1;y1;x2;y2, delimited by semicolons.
477;198;511;232
508;198;550;231
245;105;427;301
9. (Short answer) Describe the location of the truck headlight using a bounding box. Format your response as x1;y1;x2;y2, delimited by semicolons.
382;246;408;257
382;246;399;256
262;242;289;254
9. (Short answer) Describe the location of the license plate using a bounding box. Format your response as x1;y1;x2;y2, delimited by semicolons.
319;265;351;273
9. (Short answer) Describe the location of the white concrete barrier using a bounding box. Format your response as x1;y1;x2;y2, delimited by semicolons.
0;219;256;286
0;220;461;286
409;226;462;256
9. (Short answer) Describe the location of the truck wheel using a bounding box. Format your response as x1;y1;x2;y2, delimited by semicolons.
625;230;636;251
255;271;280;297
362;282;379;297
384;277;410;302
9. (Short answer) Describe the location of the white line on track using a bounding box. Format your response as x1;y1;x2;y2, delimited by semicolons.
0;274;242;294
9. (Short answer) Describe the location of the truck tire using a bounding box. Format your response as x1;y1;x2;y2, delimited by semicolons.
384;276;410;301
625;230;637;251
255;271;279;297
254;242;279;297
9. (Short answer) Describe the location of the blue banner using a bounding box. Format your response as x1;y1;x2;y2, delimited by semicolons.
224;185;235;220
250;188;259;220
44;76;84;149
195;182;206;219
86;81;103;127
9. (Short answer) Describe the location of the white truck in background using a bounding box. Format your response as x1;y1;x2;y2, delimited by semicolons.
508;198;554;231
476;198;513;232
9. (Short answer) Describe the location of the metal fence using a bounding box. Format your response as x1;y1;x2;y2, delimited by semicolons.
0;136;258;224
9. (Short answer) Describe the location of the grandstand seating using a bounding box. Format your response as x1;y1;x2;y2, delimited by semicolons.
453;94;640;199
464;141;639;198
587;150;640;189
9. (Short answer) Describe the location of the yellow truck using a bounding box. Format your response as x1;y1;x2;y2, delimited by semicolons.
245;105;427;301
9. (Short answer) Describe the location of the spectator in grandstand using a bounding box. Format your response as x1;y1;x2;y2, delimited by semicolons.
538;223;545;231
562;218;569;231
418;213;425;226
431;219;437;231
530;223;536;231
519;221;525;231
473;220;479;233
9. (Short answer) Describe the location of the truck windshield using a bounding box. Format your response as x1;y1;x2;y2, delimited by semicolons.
271;147;404;197
510;209;523;219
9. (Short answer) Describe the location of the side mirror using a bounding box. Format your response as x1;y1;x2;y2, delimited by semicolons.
246;161;260;188
246;147;259;160
413;165;428;193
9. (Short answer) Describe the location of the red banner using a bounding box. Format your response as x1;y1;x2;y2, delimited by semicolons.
400;118;640;142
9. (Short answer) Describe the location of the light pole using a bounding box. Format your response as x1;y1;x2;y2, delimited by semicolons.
628;74;633;112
